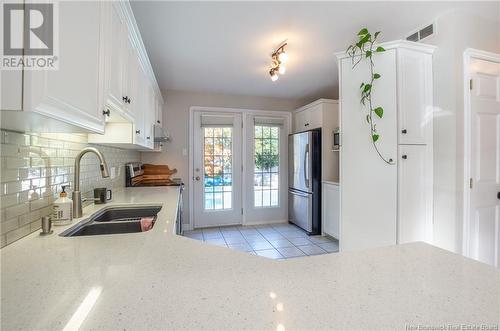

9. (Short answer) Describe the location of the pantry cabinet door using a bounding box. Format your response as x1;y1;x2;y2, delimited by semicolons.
23;1;105;133
397;49;433;145
398;144;433;244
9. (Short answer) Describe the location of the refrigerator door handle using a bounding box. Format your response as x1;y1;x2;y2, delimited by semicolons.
288;188;310;197
304;143;310;188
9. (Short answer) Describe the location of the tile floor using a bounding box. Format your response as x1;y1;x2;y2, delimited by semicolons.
182;223;339;260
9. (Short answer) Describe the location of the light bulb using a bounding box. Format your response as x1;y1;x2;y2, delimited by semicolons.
278;51;288;64
270;69;279;81
278;65;286;75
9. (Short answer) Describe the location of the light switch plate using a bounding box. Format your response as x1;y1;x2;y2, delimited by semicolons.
110;167;116;179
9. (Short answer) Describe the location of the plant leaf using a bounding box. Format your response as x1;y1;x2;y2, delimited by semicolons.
374;31;381;39
359;34;370;44
366;114;370;123
366;50;372;58
373;73;381;79
363;84;372;92
360;82;365;89
358;28;368;36
374;107;384;118
372;134;380;142
376;46;386;52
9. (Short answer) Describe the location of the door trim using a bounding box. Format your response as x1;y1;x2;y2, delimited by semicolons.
462;48;500;257
188;106;292;231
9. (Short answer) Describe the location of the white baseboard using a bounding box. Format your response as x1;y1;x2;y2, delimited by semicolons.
242;219;287;226
183;219;287;231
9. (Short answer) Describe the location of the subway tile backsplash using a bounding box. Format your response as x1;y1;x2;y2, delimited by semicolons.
0;130;140;248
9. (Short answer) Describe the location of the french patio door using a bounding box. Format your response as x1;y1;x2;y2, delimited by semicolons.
192;110;289;229
193;112;243;227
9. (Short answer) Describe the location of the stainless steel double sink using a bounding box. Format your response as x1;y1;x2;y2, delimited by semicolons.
60;205;162;237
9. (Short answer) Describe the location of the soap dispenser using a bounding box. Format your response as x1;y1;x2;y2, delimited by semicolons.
52;185;73;225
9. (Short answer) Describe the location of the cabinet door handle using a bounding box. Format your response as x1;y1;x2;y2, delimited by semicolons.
127;97;131;104
401;129;407;134
102;109;110;117
135;130;141;134
497;192;500;200
402;154;408;160
157;120;160;124
122;96;128;102
305;123;309;127
146;136;150;140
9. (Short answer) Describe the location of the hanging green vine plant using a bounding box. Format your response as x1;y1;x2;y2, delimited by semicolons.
346;28;394;165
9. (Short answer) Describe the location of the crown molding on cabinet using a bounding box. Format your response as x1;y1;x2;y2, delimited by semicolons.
334;39;436;60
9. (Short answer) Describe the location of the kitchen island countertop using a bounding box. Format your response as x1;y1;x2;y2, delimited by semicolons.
1;187;499;330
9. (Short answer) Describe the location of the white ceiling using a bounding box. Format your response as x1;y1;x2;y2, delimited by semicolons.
131;1;497;101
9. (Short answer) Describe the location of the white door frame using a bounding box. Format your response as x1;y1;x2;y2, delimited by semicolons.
188;106;292;231
462;48;500;257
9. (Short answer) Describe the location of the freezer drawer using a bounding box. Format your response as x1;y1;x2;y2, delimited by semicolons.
288;189;313;232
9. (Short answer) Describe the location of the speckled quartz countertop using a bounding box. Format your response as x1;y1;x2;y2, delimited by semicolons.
1;187;499;331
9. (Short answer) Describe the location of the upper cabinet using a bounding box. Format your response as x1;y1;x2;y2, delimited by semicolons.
1;1;164;151
293;99;339;182
104;2;131;121
88;2;164;151
1;1;107;133
397;48;433;145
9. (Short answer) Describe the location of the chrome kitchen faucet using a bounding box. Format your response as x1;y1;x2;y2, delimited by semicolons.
72;147;110;218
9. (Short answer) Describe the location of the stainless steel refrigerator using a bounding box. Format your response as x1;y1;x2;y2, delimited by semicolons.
288;129;321;234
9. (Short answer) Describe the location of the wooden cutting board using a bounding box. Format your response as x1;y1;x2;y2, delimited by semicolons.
141;164;177;185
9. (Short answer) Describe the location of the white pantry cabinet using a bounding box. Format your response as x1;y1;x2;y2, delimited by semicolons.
336;40;435;252
322;181;340;239
1;1;107;133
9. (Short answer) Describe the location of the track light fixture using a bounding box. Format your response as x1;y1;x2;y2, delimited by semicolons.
269;41;287;82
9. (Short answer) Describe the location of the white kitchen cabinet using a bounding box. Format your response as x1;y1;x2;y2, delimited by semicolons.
88;1;163;150
397;49;433;145
322;181;340;239
336;40;435;252
294;99;340;182
1;1;106;133
398;145;433;244
293;108;309;132
103;2;132;121
293;103;323;132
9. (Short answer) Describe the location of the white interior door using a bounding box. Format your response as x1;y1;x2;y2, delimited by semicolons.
193;112;242;228
469;58;500;268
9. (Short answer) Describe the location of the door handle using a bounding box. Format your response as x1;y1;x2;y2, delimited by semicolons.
304;144;310;188
195;176;200;181
497;192;500;200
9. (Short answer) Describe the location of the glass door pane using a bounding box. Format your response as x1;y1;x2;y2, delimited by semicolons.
254;125;280;207
204;127;232;210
